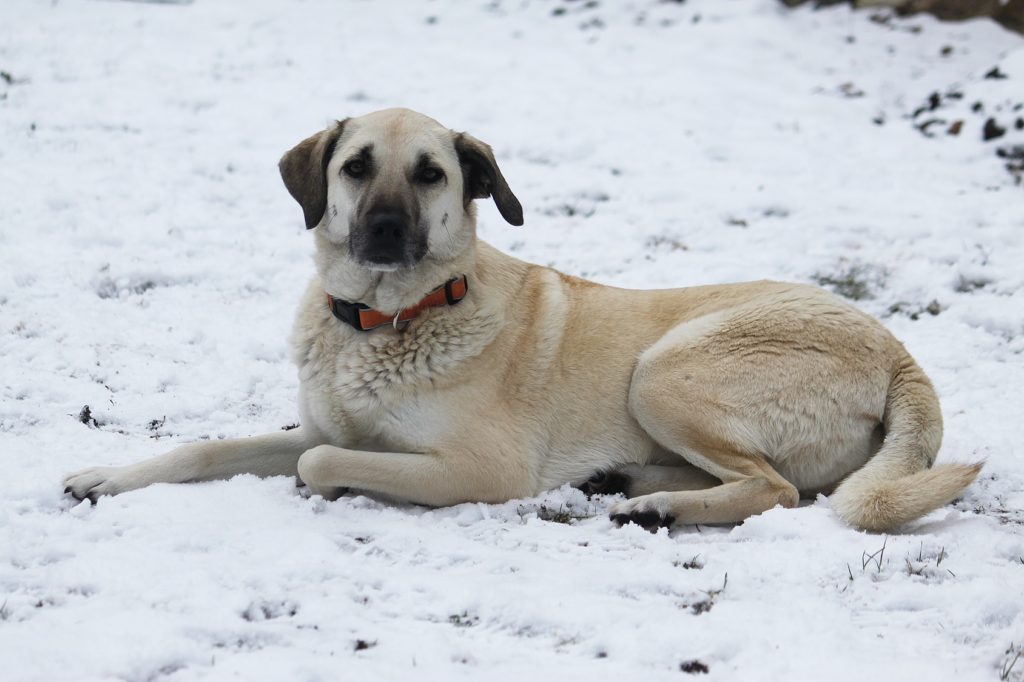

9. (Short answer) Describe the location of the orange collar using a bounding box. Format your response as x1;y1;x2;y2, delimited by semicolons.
326;275;469;331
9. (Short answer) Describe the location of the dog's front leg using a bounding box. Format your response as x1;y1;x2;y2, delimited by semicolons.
64;427;321;502
296;445;528;507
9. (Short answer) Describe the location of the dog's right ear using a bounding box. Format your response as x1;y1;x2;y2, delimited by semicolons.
278;120;347;229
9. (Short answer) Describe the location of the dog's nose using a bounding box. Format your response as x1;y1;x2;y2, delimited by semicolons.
359;212;409;265
368;212;406;242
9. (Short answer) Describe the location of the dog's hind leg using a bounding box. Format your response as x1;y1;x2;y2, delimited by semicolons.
607;445;799;530
612;325;801;530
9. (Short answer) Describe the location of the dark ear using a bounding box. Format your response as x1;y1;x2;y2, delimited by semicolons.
278;120;346;229
453;132;523;226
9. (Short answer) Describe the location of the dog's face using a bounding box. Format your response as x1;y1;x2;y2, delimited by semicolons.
279;108;522;273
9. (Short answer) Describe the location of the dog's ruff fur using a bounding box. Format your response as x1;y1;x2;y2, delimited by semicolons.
64;108;981;532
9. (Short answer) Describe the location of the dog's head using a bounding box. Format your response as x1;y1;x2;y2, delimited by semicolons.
278;108;522;272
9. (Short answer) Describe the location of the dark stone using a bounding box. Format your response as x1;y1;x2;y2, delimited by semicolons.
984;66;1009;80
983;118;1006;141
996;145;1024;160
78;405;96;426
681;660;710;674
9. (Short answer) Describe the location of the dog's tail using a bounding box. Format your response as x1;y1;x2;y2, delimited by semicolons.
829;352;982;532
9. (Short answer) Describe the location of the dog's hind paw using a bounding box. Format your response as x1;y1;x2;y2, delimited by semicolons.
610;509;676;531
576;470;631;498
609;494;676;531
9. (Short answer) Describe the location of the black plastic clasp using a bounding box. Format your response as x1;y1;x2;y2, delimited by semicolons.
329;297;371;332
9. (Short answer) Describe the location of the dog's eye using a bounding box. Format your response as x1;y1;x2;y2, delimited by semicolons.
343;159;366;179
417;167;444;184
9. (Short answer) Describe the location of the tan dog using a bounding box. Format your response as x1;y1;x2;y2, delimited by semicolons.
64;108;981;532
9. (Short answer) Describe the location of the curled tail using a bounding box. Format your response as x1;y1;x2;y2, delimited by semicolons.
830;353;982;532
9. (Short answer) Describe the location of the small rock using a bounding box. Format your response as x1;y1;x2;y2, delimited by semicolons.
78;405;98;428
680;659;710;674
984;66;1009;80
983;118;1006;141
839;82;865;98
996;145;1024;161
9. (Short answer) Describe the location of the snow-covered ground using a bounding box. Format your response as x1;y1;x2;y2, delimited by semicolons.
2;0;1023;679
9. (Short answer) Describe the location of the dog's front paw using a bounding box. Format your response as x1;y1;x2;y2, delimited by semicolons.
63;466;134;503
609;494;676;531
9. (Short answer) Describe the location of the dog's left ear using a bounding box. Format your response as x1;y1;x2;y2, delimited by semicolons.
279;120;347;229
453;132;523;226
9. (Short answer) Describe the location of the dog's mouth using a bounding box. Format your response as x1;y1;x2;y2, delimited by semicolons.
358;256;408;272
351;245;428;272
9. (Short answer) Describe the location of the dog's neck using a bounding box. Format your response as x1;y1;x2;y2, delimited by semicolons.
313;230;479;315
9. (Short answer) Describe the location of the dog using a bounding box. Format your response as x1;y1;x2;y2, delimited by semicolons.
64;108;981;532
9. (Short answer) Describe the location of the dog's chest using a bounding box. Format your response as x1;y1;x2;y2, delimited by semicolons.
293;305;501;449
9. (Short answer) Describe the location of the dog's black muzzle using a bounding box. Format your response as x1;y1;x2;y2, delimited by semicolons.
350;211;421;268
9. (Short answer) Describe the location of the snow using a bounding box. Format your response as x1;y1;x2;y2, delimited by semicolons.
2;0;1024;679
